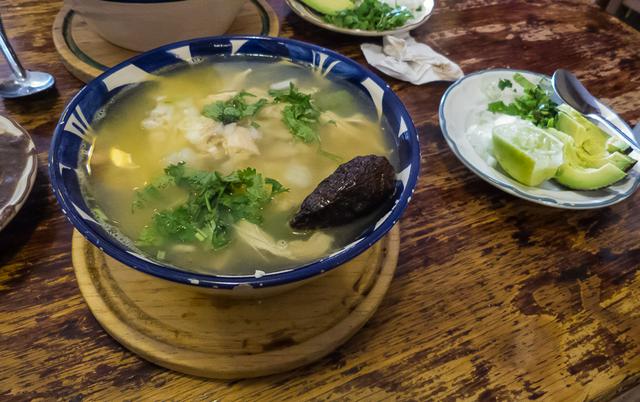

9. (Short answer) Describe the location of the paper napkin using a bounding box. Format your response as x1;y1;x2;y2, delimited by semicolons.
361;34;464;85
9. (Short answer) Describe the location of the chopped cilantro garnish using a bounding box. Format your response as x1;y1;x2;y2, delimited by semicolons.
268;83;343;161
498;79;512;90
324;0;414;31
132;174;174;211
134;163;287;250
202;91;267;125
488;73;559;128
269;83;321;143
513;73;535;90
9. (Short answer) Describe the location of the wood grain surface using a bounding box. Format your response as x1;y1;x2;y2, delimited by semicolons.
71;227;398;380
1;0;640;400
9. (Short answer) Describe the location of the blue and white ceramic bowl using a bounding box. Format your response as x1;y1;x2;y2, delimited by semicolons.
50;36;420;296
439;68;640;209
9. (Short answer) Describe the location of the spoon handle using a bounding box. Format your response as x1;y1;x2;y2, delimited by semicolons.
0;15;27;80
586;113;640;153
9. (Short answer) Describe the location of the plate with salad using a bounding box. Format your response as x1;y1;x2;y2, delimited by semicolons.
439;69;640;209
285;0;435;37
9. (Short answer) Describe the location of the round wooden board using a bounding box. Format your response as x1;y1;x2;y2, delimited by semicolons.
71;225;399;379
52;0;280;83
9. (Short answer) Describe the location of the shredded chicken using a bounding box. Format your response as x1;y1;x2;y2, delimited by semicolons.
202;90;238;105
222;123;260;156
234;220;333;261
141;97;263;163
284;163;312;189
141;101;175;130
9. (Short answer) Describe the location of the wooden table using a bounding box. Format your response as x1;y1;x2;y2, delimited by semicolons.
1;0;640;400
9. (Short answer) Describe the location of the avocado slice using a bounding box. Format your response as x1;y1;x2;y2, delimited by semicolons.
556;105;609;156
546;127;573;145
551;104;637;189
300;0;354;15
546;126;634;189
548;126;636;171
555;163;627;190
577;151;637;172
607;136;632;154
556;104;634;156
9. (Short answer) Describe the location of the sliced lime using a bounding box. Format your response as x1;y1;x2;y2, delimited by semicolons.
492;122;564;186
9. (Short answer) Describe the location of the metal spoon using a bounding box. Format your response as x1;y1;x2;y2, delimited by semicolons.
0;15;54;99
551;69;639;152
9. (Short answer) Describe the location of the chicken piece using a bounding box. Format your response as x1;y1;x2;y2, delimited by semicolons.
221;123;260;156
284;163;312;189
234;220;333;261
141;101;175;130
202;90;238;105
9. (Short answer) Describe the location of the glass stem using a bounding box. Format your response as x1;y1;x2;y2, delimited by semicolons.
0;15;27;81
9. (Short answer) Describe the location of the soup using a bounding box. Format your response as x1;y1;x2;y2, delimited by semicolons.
82;57;395;275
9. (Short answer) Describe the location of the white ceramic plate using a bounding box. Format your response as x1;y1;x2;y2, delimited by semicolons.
438;69;640;209
0;115;37;230
285;0;435;37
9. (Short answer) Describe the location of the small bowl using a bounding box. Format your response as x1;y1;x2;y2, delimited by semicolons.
49;36;420;296
65;0;247;52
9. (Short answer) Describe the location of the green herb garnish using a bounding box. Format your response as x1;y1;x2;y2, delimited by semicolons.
498;79;512;90
134;163;287;250
269;83;321;143
132;174;174;211
202;91;267;125
488;73;559;128
268;83;344;162
324;0;414;31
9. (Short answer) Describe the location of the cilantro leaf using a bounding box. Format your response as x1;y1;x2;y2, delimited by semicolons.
268;84;345;162
132;174;175;211
498;79;512;90
488;74;559;127
269;83;321;143
133;163;288;251
513;73;536;90
323;0;413;31
488;101;520;115
202;91;267;125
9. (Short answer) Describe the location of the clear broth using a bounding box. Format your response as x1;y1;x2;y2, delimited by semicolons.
83;57;396;275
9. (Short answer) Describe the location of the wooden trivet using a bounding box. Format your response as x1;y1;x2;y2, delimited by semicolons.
52;0;280;83
71;225;399;379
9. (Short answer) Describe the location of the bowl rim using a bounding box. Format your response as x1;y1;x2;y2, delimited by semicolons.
50;35;420;289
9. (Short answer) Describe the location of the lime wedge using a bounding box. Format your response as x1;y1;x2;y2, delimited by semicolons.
492;123;564;186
